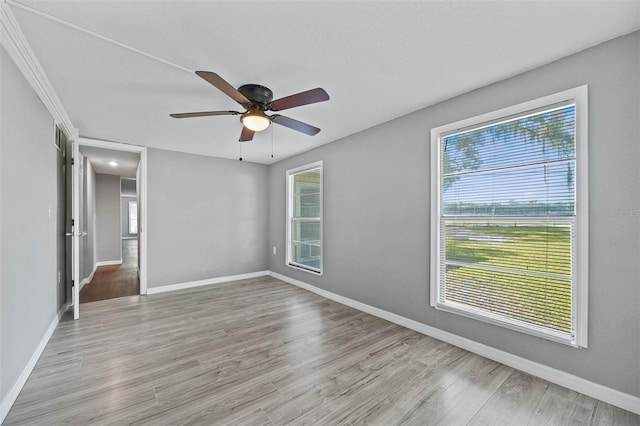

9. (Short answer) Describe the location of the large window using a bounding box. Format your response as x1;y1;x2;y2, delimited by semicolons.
286;161;323;275
430;87;588;347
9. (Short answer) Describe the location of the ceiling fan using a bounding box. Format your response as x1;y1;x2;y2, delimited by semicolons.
170;71;330;142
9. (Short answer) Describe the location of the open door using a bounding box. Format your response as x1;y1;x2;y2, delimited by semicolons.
71;141;80;319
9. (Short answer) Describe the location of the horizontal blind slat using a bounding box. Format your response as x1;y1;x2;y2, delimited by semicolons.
444;105;576;175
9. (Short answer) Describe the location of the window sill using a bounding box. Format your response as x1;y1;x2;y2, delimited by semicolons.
432;301;582;348
287;262;323;276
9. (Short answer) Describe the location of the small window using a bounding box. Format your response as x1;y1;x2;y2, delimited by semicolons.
430;86;588;347
128;200;138;235
286;161;323;275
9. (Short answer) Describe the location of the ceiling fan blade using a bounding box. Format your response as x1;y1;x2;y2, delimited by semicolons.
271;114;321;136
269;88;329;112
239;127;255;142
195;71;250;106
170;110;241;119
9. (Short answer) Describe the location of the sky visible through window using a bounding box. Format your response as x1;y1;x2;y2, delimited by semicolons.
443;105;576;214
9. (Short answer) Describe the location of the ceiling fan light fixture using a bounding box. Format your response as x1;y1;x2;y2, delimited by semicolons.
241;111;271;132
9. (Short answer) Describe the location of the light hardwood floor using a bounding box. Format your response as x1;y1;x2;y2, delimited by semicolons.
5;277;639;425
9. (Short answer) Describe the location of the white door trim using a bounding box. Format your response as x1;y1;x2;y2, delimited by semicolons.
76;137;148;298
71;142;80;319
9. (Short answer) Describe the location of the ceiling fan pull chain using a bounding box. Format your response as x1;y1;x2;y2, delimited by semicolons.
271;126;274;159
239;142;243;161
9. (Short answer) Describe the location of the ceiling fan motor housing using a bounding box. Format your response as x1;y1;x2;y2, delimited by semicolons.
238;84;273;107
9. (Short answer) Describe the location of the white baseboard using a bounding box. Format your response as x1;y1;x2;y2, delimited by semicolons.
146;271;269;295
0;303;69;424
267;271;640;415
79;259;123;290
79;272;94;291
96;259;122;267
79;264;97;290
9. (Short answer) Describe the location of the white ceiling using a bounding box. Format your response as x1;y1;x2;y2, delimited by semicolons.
10;1;640;164
80;145;139;178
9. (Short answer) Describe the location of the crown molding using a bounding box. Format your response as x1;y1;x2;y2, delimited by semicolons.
0;2;78;140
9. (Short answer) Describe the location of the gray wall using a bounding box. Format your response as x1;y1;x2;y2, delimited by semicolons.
147;148;269;288
95;174;122;262
268;32;640;397
0;47;63;399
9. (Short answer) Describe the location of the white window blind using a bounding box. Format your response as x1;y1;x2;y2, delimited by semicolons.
286;162;323;274
431;87;588;347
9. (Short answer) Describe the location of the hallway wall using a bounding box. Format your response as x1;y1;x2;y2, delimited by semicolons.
95;174;122;262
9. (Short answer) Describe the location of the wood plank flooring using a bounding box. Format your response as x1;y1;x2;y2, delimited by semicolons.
5;276;639;425
80;239;139;303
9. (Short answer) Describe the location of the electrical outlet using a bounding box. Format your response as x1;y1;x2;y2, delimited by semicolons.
58;271;61;284
272;246;277;255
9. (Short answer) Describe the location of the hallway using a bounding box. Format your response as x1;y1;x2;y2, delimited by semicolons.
80;239;139;303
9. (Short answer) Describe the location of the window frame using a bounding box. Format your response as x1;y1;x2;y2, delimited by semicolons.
430;86;588;347
286;161;324;275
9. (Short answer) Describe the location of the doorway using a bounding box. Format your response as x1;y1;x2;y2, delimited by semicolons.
71;138;147;318
78;173;140;303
